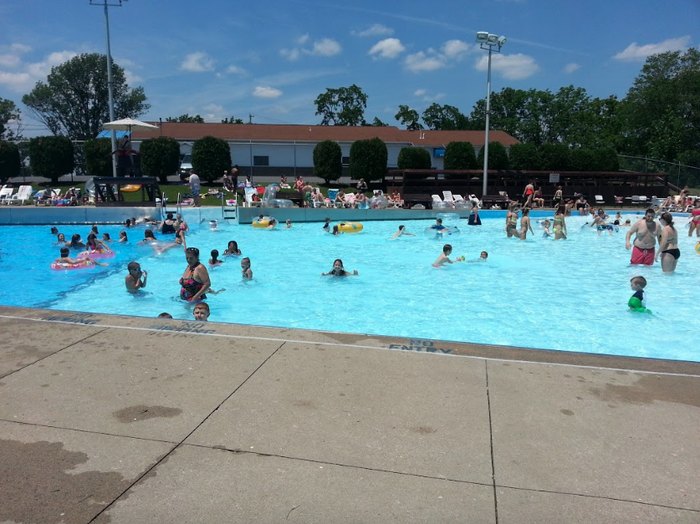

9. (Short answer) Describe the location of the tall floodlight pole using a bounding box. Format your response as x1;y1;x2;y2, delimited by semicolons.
91;0;127;177
476;32;506;197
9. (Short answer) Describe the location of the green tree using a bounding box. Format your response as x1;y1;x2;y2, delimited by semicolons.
444;142;478;169
84;138;113;177
22;53;148;140
508;143;540;170
140;137;181;184
192;136;231;183
221;116;244;124
397;147;431;169
422;103;469;130
569;148;596;171
0;98;22;140
314;84;368;126
313;140;342;183
166;114;204;123
619;48;700;163
0;141;21;183
349;137;387;182
368;116;389;127
394;104;423;130
28;136;74;183
538;143;571;171
591;147;620;171
477;142;510;170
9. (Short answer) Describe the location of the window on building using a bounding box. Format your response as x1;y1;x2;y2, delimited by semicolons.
253;155;269;166
341;156;350;165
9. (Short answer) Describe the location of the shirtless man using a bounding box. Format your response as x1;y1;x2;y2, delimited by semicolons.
432;244;464;267
625;208;658;265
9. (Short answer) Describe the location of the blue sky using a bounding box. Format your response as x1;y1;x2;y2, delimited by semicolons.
1;0;698;135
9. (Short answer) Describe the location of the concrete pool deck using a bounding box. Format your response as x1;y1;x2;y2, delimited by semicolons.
0;306;698;523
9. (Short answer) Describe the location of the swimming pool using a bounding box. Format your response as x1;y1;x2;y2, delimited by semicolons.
2;212;697;362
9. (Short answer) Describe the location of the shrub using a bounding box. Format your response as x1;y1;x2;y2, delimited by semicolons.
0;140;21;183
313;140;342;183
569;148;596;171
397;147;431;169
28;136;75;183
84;138;113;177
592;147;619;171
140;137;180;183
509;143;540;170
444;142;477;169
476;141;509;170
192;136;231;183
349;137;387;182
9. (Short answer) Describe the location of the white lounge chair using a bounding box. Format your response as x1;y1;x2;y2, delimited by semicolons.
452;194;470;209
0;186;14;204
594;194;605;205
431;194;448;209
244;186;261;207
8;185;33;205
442;190;455;208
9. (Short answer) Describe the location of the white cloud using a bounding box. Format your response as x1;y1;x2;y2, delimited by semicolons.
441;40;470;60
564;62;581;74
253;86;283;98
475;53;539;80
405;50;445;72
280;48;301;61
0;49;78;92
353;24;394;37
413;89;444;102
180;52;215;72
226;64;246;75
368;38;405;59
297;34;310;45
613;36;691;61
0;54;20;67
310;38;341;57
0;71;32;91
414;89;427;97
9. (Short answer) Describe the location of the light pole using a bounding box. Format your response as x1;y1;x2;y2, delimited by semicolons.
91;0;127;177
476;31;506;197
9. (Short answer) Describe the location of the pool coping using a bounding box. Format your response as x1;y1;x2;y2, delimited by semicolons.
2;305;698;376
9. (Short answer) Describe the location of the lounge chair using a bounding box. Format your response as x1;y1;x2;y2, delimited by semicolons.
452;194;469;209
244;186;261;207
0;186;15;204
432;194;448;209
594;194;605;205
442;190;455;208
8;185;33;205
326;188;340;208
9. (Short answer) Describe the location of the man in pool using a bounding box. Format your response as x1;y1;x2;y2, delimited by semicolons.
53;247;95;268
125;261;147;293
625;208;658;265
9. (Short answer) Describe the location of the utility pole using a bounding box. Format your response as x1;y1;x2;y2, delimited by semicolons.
90;0;127;177
248;114;254;124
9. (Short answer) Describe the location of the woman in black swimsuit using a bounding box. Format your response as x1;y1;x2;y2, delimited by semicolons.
655;212;680;273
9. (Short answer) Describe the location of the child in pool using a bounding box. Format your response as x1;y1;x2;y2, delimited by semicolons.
628;275;651;313
432;244;464;267
193;302;210;321
241;257;253;280
209;249;223;266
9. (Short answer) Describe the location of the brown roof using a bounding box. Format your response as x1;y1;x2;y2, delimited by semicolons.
132;122;519;148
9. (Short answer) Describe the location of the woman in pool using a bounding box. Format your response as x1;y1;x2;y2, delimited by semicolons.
160;212;177;234
118;230;128;243
553;206;568;240
55;232;67;245
224;240;241;256
179;247;210;302
505;205;518;238
322;258;358;276
655;212;679;273
138;229;158;245
67;233;85;250
85;233;112;254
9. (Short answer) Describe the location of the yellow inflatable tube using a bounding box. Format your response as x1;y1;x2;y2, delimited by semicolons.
252;219;270;228
120;184;142;192
338;222;363;233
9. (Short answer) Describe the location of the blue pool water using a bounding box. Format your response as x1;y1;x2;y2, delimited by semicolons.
1;213;697;362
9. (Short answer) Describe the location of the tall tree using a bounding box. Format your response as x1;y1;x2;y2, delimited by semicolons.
0;98;22;140
22;53;148;140
619;48;700;163
166;114;205;123
421;103;469;130
221;116;244;124
394;104;423;130
314;84;368;126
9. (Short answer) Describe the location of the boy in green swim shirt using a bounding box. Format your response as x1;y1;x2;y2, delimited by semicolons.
628;276;651;313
